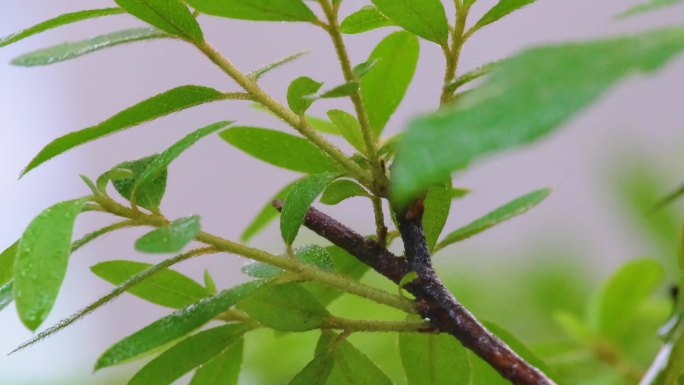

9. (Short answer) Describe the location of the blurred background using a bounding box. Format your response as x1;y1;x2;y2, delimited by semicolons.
1;0;684;384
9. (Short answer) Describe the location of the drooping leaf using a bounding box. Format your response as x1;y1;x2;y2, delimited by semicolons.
287;343;334;385
371;0;448;44
391;27;684;206
327;110;366;153
340;6;394;34
189;337;243;385
472;0;537;33
423;180;452;252
241;179;300;242
22;85;226;176
587;259;665;338
288;77;324;115
320;179;369;205
115;0;203;42
0;241;18;286
238;283;329;331
128;325;248;385
220;127;339;174
135;216;201;253
13;198;88;330
184;0;316;22
0;282;13;313
305;246;370;305
618;0;684;18
435;189;550;252
242;245;334;279
399;329;471;385
0;8;125;48
11;27;171;67
280;173;339;245
131;121;231;202
112;156;167;211
91;260;210;308
95;280;264;370
326;335;393;385
250;50;309;80
361;31;419;137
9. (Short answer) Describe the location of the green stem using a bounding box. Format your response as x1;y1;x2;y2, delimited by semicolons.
440;5;469;105
322;316;430;333
71;220;139;253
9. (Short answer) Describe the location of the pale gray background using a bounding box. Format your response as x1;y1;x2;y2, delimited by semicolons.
1;0;683;383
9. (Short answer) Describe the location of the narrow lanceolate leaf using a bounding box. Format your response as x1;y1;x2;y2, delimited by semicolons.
361;31;419;137
11;27;171;67
288;77;323;115
281;173;338;245
250;50;309;80
241;179;300;242
0;8;125;48
128;325;249;385
189;338;243;385
242;245;334;279
184;0;316;22
444;61;501;93
391;27;684;206
13;198;88;330
399;331;471;385
132;121;231;202
238;283;329;331
422;181;452;252
0;282;13;313
435;189;550;251
0;241;18;286
327;110;366;153
220;127;338;174
203;270;218;295
22;85;226;176
320;179;369;205
352;59;379;79
317;82;360;99
371;0;449;44
472;0;536;32
95;280;264;370
588;259;665;338
340;6;394;34
91;260;210;308
618;0;684;18
288;347;334;385
136;216;201;253
115;0;203;42
112;156;167;211
327;335;393;385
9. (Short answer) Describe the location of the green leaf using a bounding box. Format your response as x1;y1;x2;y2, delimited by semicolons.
399;331;471;385
317;82;360;99
327;110;366;153
91;260;210;308
115;0;203;42
189;337;243;385
203;269;218;295
618;0;684;18
472;0;536;32
371;0;448;44
242;245;334;279
238;283;329;331
184;0;316;22
0;241;18;286
0;282;13;313
288;77;324;115
444;61;501;93
422;180;452;252
352;59;379;79
95;280;264;370
220;127;338;174
307;115;340;135
112;156;167;211
128;325;248;385
22;85;226;176
287;345;334;385
13;198;88;330
340;6;394;34
435;189;550;251
249;50;309;80
0;8;125;48
320;179;369;205
280;173;339;245
305;246;370;305
11;27;171;67
391;27;684;205
132;121;231;203
588;258;665;338
399;271;418;288
327;335;393;385
361;31;419;137
241;179;300;242
135;216;201;253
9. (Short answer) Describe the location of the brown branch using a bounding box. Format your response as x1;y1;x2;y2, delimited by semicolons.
273;200;556;385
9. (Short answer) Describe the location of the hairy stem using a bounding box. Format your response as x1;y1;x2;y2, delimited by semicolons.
322;316;432;333
441;4;469;105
